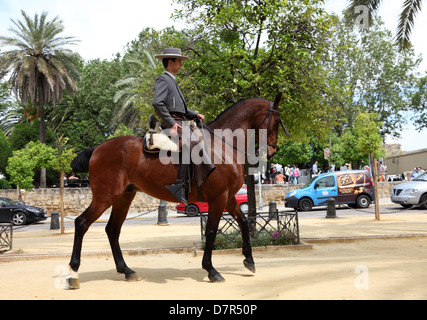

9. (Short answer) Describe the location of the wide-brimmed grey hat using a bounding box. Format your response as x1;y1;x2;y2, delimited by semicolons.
154;48;190;61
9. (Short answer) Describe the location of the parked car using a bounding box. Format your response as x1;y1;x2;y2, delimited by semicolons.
284;170;375;211
391;171;427;208
176;187;248;216
0;197;47;226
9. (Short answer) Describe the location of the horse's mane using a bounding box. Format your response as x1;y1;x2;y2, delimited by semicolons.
207;98;268;129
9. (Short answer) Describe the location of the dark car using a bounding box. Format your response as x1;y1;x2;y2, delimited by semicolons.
0;197;47;226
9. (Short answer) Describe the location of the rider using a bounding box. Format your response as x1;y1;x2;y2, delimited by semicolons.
152;48;215;204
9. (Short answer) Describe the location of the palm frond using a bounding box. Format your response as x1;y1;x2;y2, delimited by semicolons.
344;0;384;27
396;0;423;50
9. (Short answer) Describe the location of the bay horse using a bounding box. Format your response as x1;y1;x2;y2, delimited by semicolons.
65;93;286;289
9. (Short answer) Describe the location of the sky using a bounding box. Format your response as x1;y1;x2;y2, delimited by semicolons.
0;0;426;152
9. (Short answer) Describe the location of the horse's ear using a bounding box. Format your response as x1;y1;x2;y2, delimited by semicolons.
273;93;282;110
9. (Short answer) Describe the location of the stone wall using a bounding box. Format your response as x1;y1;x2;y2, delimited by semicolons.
0;181;399;217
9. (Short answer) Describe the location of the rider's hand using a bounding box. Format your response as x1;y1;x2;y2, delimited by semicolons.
170;123;182;137
197;114;205;122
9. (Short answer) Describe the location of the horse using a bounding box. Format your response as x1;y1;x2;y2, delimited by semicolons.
65;93;286;289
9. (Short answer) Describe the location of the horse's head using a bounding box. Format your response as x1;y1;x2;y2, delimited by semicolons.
256;93;290;160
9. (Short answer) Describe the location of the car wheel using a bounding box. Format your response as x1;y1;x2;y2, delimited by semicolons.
12;212;26;226
356;195;371;208
185;204;199;217
419;194;427;209
239;202;248;214
299;198;313;211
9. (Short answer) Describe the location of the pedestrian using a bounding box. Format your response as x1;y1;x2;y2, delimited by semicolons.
410;167;422;180
379;161;386;182
274;172;285;184
291;165;300;184
312;161;318;176
269;163;277;184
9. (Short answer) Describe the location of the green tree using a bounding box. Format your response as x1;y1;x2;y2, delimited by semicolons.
52;57;124;144
173;0;341;141
113;52;157;130
6;141;56;189
0;11;81;187
0;131;12;178
328;16;421;137
273;141;312;166
353;111;384;159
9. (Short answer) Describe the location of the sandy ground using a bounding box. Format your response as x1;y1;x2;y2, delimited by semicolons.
2;213;427;300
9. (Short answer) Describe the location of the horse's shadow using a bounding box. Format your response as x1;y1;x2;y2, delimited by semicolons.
78;265;252;285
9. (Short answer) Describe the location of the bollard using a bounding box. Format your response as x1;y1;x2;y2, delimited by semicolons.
157;200;168;225
50;211;60;230
269;201;278;220
326;198;337;218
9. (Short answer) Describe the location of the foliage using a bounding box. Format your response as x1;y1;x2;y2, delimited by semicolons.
0;10;81;143
0;179;11;189
108;124;135;139
328;16;421;137
6;140;75;189
353;111;384;158
56;119;105;152
8;119;55;151
52;58;123;141
173;0;342;141
411;75;427;130
273;141;312;166
0;130;12;177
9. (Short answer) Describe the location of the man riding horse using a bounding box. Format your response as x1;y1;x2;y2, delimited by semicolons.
152;48;215;205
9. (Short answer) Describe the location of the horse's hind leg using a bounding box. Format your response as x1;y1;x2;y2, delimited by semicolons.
105;189;141;282
226;197;255;273
67;200;111;289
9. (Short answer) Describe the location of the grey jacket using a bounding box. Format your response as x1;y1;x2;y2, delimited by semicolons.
152;73;198;128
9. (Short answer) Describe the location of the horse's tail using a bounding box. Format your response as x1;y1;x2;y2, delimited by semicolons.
71;147;96;173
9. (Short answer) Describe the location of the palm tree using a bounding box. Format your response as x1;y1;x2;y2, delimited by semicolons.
112;51;157;130
0;10;81;187
345;0;423;50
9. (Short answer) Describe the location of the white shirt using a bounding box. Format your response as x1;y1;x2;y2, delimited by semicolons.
165;71;176;81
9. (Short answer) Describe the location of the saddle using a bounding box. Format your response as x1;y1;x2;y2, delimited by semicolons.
143;116;180;154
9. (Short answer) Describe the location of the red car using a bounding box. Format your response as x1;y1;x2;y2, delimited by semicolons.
176;187;248;216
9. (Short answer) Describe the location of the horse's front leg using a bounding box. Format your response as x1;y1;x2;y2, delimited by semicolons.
202;202;225;282
226;197;255;273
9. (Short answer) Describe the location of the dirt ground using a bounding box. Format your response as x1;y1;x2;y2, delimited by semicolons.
2;214;427;300
1;238;427;300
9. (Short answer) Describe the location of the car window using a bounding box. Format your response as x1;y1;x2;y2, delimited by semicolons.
236;188;247;195
413;171;427;181
316;176;335;188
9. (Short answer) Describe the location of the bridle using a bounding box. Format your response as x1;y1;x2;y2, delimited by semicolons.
255;101;291;149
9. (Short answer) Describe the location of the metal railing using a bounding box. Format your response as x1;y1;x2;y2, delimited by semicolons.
200;210;300;250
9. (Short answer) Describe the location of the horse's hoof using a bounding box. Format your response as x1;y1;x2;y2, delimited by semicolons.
208;272;225;283
126;272;142;282
244;259;256;273
66;277;80;290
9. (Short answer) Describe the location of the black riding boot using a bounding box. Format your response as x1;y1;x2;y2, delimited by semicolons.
166;162;190;205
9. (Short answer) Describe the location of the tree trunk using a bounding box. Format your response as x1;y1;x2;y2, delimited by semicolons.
38;80;47;188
